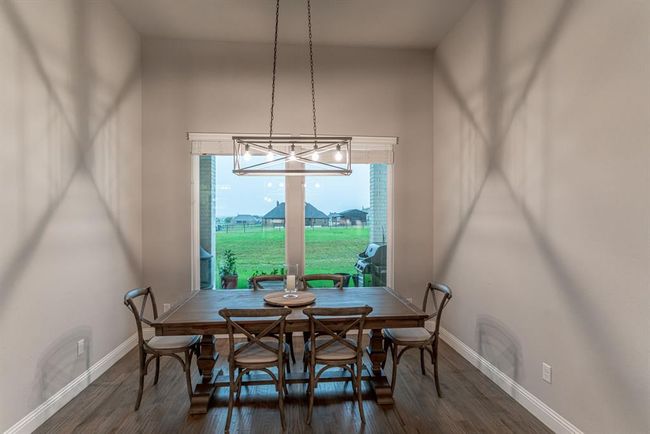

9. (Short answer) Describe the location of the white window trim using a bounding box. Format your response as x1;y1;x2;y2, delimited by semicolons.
189;133;396;290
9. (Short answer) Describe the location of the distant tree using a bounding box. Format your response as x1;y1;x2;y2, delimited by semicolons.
224;216;233;224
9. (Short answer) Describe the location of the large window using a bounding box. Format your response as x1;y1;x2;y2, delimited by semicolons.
193;135;393;290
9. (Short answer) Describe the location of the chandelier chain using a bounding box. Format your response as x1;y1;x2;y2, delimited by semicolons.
269;0;280;140
307;0;317;140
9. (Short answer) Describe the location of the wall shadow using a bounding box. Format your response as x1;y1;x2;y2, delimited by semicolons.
434;0;644;422
32;326;92;405
0;0;141;308
476;315;522;386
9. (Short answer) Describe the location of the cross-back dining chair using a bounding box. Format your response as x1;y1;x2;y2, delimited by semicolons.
298;273;347;348
299;273;345;289
250;274;297;365
382;282;452;397
219;307;292;433
123;287;200;411
302;305;373;425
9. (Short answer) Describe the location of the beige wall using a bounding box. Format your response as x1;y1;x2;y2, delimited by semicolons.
0;0;142;430
142;40;434;306
433;1;649;432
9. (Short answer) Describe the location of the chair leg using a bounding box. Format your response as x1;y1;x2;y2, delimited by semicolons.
235;370;244;402
303;351;308;373
420;348;426;375
184;350;193;399
356;360;366;424
345;363;354;388
286;356;291;374
432;344;442;398
135;362;145;411
278;361;286;430
278;381;286;430
306;362;315;424
153;356;161;385
390;343;398;393
287;332;296;364
225;366;236;433
382;338;390;369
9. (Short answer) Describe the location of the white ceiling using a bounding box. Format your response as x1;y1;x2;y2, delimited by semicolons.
111;0;474;49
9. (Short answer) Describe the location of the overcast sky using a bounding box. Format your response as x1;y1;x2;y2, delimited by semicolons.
215;157;370;217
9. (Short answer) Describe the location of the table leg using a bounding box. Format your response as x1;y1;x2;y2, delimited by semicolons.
365;328;394;406
190;334;219;414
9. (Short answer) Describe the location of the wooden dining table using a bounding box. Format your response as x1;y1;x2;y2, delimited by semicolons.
151;286;428;415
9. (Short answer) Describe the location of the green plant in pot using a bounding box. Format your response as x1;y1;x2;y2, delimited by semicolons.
219;249;238;289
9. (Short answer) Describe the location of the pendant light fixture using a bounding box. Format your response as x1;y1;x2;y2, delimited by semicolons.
233;0;352;176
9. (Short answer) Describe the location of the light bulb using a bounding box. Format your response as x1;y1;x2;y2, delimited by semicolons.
334;145;343;162
289;145;297;161
266;146;274;161
311;145;319;161
243;144;251;161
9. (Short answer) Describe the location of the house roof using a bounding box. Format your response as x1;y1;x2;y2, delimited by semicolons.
339;209;368;219
233;214;259;222
263;202;328;220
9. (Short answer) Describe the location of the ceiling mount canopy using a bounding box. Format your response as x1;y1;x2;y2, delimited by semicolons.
233;0;352;176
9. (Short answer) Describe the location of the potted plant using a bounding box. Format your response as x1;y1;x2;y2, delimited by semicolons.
219;249;238;289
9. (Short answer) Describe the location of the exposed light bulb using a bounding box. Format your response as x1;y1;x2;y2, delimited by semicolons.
243;144;251;161
334;144;343;162
266;146;274;161
289;144;297;161
311;145;319;161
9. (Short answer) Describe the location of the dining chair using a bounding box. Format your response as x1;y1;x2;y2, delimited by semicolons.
123;287;200;411
219;307;292;433
250;275;297;365
382;282;452;397
302;305;373;425
299;273;345;289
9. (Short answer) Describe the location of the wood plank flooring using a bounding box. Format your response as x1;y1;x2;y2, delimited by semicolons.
36;338;551;433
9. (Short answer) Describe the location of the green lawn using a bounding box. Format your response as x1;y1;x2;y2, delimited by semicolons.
215;226;368;288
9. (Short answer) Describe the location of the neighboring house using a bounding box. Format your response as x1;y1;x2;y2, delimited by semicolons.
328;212;342;226
332;209;367;226
233;214;261;225
263;201;329;227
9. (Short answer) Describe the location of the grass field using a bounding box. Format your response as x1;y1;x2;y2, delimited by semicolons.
215;225;368;288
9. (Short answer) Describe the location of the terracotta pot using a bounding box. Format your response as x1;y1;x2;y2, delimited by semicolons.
221;274;238;289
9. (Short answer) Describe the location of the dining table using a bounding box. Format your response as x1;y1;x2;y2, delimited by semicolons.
151;286;428;415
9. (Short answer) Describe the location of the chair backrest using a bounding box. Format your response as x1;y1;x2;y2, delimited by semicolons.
302;306;373;361
300;274;344;289
219;307;292;365
422;282;453;338
123;287;158;348
250;275;285;290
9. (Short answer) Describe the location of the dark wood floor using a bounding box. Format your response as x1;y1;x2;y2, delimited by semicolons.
37;338;551;433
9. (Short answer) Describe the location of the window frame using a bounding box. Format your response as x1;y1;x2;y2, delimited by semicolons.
189;133;396;291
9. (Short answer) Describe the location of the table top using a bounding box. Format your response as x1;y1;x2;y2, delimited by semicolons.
152;287;428;335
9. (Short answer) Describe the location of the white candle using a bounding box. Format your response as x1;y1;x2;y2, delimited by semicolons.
286;275;296;290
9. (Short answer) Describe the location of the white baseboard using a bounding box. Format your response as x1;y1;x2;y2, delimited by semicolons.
439;327;583;434
5;333;139;434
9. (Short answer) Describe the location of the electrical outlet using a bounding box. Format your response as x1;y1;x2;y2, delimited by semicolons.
542;362;552;383
163;303;171;312
77;339;85;357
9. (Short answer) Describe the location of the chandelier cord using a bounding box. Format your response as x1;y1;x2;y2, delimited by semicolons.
269;0;280;142
307;0;317;141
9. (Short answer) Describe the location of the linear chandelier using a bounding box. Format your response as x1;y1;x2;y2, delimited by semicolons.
233;0;352;176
